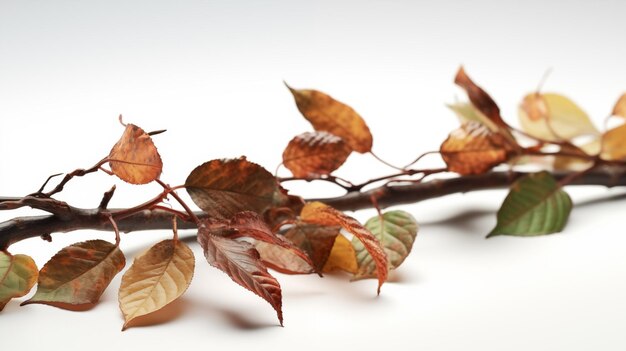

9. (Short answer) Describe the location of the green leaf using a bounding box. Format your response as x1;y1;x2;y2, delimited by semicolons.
0;252;38;311
488;172;572;237
352;211;418;280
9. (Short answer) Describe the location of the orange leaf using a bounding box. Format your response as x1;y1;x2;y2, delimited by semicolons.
440;121;513;175
23;240;125;310
255;242;315;275
185;157;280;219
454;67;507;130
197;224;283;325
282;131;352;177
612;93;626;119
286;84;373;153
300;202;387;294
601;123;626;160
108;124;163;184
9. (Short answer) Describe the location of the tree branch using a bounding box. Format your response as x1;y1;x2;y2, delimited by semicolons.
2;167;626;249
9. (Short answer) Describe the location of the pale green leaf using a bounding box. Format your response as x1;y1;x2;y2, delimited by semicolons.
0;252;38;311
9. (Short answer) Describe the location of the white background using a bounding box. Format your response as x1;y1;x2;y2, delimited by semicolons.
2;1;626;350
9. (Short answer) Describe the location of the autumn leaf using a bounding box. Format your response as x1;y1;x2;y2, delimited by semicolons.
109;123;163;184
204;211;314;271
552;141;599;171
601;123;626;160
353;211;418;280
518;93;599;141
23;240;125;310
0;252;38;311
322;234;357;274
454;67;508;130
441;121;514;175
488;172;572;238
611;93;626;118
286;84;373;153
197;223;283;325
282;131;352;177
255;242;315;275
118;239;195;330
300;202;387;294
285;222;340;272
185;157;280;219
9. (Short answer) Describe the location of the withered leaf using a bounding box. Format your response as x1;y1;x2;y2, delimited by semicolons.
353;211;418;280
601;123;626;160
440;121;513;175
286;84;373;153
285;222;341;272
300;202;387;294
197;223;283;325
204;211;314;270
611;93;626;118
185;157;279;219
454;67;508;130
255;242;314;275
0;252;38;311
322;234;357;274
23;240;125;310
282;131;352;178
118;239;195;330
518;93;599;141
447;102;499;132
109;123;163;184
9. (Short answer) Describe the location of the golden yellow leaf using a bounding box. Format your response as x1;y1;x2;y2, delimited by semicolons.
118;239;195;330
601;123;626;160
612;93;626;118
286;85;373;153
440;121;514;175
518;93;599;141
322;234;357;274
109;124;163;184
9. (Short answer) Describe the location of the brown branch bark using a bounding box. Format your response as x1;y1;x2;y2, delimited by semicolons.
2;168;626;250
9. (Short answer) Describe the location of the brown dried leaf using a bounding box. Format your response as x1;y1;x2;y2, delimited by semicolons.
0;252;38;311
440;121;513;175
118;239;195;330
23;240;125;310
109;124;163;184
204;211;314;270
185;157;279;219
283;131;352;177
300;202;387;294
601;123;626;160
197;223;283;325
286;84;373;153
322;234;357;274
454;67;507;130
611;93;626;118
255;242;314;275
285;222;340;272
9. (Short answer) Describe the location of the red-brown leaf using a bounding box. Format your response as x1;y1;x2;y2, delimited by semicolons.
109;124;163;184
454;67;507;129
300;202;387;294
282;131;352;178
440;121;513;175
204;211;314;271
197;223;283;325
185;157;279;219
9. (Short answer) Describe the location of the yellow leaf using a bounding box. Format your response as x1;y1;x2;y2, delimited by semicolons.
118;239;195;330
518;93;599;141
322;235;357;274
601;123;626;160
611;93;626;118
446;102;499;132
